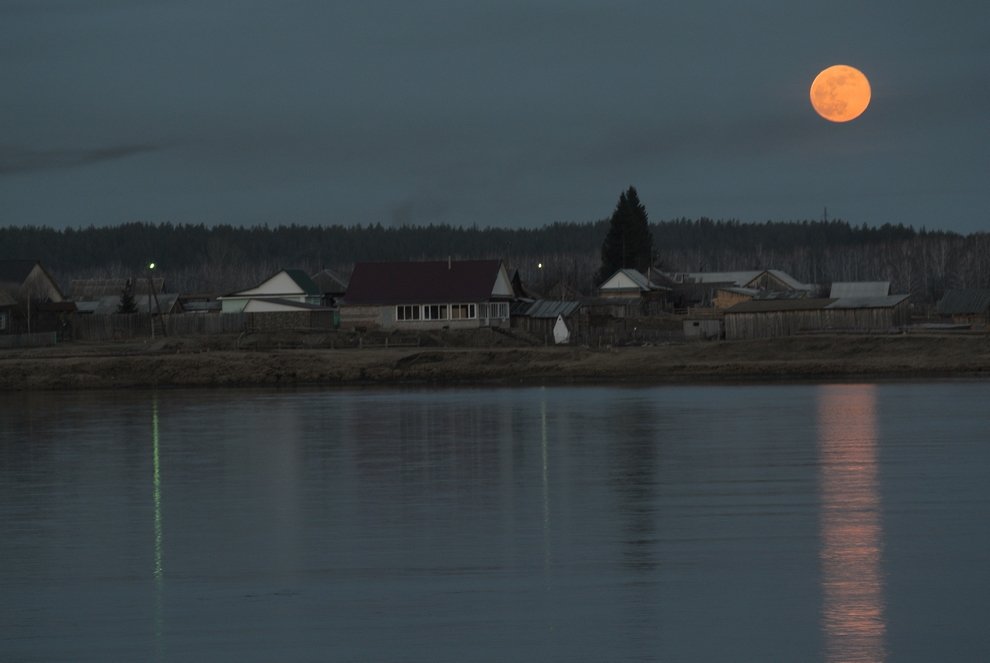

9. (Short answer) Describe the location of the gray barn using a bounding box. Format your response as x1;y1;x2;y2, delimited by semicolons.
724;295;910;340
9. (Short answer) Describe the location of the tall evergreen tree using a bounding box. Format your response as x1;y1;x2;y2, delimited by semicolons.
117;279;138;314
597;186;653;282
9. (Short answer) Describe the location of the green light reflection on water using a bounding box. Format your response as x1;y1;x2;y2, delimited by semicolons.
152;393;164;660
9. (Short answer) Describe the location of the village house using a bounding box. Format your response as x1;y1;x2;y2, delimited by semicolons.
667;269;815;309
218;269;325;313
596;268;671;315
339;259;514;330
0;260;67;334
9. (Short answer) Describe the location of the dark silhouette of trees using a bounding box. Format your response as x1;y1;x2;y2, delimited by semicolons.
1;216;988;309
597;187;653;281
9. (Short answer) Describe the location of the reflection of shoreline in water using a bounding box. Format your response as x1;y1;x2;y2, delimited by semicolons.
818;385;886;663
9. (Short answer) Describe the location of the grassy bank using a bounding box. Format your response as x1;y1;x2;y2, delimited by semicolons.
2;332;990;391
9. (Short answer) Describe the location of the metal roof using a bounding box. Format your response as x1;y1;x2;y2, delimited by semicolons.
753;290;810;300
515;299;581;318
599;268;671;292
826;295;908;309
669;269;810;291
726;295;909;314
937;289;990;315
829;281;891;298
283;270;322;296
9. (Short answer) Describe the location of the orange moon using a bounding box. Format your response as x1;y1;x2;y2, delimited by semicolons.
810;65;871;122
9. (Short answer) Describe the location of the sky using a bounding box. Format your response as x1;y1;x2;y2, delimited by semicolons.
2;0;988;234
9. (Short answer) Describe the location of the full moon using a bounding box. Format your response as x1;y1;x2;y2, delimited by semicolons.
810;65;871;122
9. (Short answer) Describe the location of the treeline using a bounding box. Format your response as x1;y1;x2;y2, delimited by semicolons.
1;219;988;307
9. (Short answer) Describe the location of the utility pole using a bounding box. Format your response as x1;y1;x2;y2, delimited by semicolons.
148;262;167;338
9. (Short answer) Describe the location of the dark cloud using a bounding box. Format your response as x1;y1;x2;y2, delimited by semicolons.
0;144;160;176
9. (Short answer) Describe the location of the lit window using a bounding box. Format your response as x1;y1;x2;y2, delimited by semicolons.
450;304;476;320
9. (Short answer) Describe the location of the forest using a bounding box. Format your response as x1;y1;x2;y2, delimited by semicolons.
2;218;988;309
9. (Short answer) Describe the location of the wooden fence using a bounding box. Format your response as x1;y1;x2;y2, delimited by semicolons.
0;331;59;349
72;311;337;341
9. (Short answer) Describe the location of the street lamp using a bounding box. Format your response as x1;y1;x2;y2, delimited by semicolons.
147;261;166;338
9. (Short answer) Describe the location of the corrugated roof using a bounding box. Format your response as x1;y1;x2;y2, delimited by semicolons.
826;295;908;309
670;269;810;291
343;260;505;305
619;269;652;290
937;289;990;315
765;270;812;291
516;299;581;319
829;281;891;298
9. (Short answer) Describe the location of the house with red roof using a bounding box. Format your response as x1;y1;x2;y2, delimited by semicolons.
340;259;515;330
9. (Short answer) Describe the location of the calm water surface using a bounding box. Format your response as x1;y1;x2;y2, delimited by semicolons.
2;383;989;662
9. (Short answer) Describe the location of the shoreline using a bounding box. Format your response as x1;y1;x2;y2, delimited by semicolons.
3;333;990;391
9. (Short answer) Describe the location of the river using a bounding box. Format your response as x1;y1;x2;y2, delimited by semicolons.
2;383;989;662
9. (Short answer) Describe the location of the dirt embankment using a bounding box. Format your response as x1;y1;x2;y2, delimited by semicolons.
3;331;990;391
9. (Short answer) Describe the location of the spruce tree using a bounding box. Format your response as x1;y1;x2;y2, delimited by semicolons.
597;186;654;282
117;279;138;314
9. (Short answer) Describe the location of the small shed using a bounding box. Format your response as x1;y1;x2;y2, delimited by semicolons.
937;289;990;327
511;299;581;341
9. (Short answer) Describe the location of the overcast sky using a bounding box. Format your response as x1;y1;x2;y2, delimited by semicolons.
2;0;988;233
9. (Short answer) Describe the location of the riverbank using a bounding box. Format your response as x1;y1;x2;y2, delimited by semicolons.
3;332;990;391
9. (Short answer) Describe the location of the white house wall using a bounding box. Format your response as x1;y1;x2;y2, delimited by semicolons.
235;271;303;297
221;298;248;313
491;265;514;297
601;272;640;291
